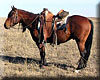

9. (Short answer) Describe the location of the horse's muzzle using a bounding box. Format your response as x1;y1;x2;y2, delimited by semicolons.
4;23;9;29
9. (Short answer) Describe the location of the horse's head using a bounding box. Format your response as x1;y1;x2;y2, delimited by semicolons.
4;6;21;29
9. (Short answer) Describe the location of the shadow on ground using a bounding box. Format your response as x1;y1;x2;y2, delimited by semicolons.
0;55;75;70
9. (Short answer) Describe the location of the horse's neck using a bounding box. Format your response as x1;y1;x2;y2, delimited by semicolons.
19;10;39;42
19;10;37;28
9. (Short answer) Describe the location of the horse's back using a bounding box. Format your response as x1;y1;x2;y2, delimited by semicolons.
68;15;91;30
68;15;90;24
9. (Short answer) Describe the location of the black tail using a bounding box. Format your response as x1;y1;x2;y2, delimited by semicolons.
85;19;94;60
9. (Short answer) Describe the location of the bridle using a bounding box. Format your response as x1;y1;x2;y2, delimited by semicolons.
11;10;18;26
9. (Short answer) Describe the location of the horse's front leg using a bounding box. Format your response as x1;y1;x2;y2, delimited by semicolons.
39;43;46;67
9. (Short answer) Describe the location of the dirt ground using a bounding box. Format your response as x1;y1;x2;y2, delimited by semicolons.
0;17;100;80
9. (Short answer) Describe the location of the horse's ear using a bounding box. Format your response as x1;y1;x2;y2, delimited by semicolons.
11;5;16;10
13;5;15;8
43;8;48;11
11;5;14;9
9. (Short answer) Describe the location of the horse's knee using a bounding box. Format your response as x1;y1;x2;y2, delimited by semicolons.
39;44;45;51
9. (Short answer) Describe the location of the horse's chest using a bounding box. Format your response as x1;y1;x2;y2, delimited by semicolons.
30;29;38;38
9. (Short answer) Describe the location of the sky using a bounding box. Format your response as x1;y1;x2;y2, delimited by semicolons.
0;0;99;17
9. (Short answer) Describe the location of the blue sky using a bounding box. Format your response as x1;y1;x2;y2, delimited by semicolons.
0;0;99;17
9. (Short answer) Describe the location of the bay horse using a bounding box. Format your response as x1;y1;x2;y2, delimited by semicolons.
40;8;94;71
4;6;46;67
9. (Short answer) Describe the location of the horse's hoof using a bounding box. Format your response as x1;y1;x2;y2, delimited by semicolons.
51;44;54;47
75;70;80;73
39;65;48;70
77;63;86;70
39;63;47;68
39;64;43;68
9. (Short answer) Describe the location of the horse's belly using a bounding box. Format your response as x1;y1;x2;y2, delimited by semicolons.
57;30;70;43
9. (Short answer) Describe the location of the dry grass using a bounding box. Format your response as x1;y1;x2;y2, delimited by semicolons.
0;17;100;79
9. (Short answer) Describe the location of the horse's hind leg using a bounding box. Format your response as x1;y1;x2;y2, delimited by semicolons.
76;41;88;70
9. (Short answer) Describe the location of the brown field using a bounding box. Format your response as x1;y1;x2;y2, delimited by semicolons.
0;17;100;80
